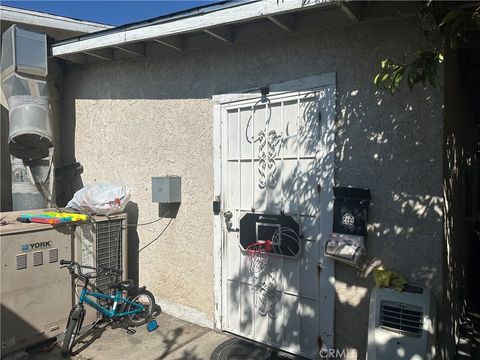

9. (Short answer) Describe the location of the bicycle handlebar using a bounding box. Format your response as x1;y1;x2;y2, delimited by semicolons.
60;259;123;279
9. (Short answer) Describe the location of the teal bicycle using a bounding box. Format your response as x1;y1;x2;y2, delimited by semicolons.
60;260;157;357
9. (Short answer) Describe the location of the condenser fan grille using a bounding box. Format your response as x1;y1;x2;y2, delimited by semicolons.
95;219;123;293
380;301;424;337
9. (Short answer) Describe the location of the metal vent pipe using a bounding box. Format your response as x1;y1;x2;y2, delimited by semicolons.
1;25;54;210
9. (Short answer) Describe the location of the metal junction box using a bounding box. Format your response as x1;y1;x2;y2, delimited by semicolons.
152;176;181;203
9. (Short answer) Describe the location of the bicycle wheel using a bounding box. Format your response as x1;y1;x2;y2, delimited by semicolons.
123;289;155;327
61;307;85;357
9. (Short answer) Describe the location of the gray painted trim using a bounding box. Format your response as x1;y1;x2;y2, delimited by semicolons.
0;5;112;33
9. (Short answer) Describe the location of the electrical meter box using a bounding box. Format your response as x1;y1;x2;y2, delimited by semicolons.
152;176;181;203
1;25;48;78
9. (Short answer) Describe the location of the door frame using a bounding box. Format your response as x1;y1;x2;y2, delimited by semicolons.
212;72;337;349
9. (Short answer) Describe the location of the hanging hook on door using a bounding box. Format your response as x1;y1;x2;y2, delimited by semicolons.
245;87;272;144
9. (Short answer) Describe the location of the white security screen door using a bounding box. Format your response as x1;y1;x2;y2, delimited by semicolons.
215;74;336;359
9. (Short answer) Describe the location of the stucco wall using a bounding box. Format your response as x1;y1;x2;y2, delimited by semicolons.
60;16;444;359
72;98;215;320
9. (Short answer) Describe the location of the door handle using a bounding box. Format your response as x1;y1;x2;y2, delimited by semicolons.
224;211;233;231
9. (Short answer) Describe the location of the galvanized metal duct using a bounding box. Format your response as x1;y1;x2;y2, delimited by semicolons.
1;25;54;209
1;25;52;160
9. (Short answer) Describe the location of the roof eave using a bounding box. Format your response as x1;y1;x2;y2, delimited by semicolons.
51;0;336;57
0;5;113;34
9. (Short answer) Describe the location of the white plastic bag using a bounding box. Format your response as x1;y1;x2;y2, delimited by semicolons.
66;182;131;215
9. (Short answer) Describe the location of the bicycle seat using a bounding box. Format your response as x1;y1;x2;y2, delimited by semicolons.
110;279;134;291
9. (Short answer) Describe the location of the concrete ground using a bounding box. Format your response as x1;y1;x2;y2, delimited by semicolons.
28;314;232;360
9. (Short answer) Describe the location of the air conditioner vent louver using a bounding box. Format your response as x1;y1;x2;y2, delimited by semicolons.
380;301;423;337
33;251;43;266
367;287;435;360
16;254;27;270
49;248;58;263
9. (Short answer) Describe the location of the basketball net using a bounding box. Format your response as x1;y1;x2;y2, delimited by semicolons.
246;227;301;317
247;241;271;310
247;240;271;288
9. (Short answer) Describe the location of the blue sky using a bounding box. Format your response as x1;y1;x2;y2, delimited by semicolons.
1;1;221;26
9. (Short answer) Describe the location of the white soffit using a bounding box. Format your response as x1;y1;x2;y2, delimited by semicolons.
51;0;335;57
0;5;112;33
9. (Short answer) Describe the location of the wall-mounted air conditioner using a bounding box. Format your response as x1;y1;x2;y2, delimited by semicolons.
366;286;436;360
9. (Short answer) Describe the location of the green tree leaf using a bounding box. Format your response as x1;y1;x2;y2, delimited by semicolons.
374;5;479;94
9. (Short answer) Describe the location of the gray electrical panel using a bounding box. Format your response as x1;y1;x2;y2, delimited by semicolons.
152;176;181;203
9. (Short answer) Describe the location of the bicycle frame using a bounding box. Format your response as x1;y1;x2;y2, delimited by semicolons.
78;286;144;319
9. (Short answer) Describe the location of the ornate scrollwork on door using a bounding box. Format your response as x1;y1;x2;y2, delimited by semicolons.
257;263;279;319
258;129;281;190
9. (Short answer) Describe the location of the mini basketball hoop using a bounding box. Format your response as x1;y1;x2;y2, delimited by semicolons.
246;240;272;288
244;226;301;316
